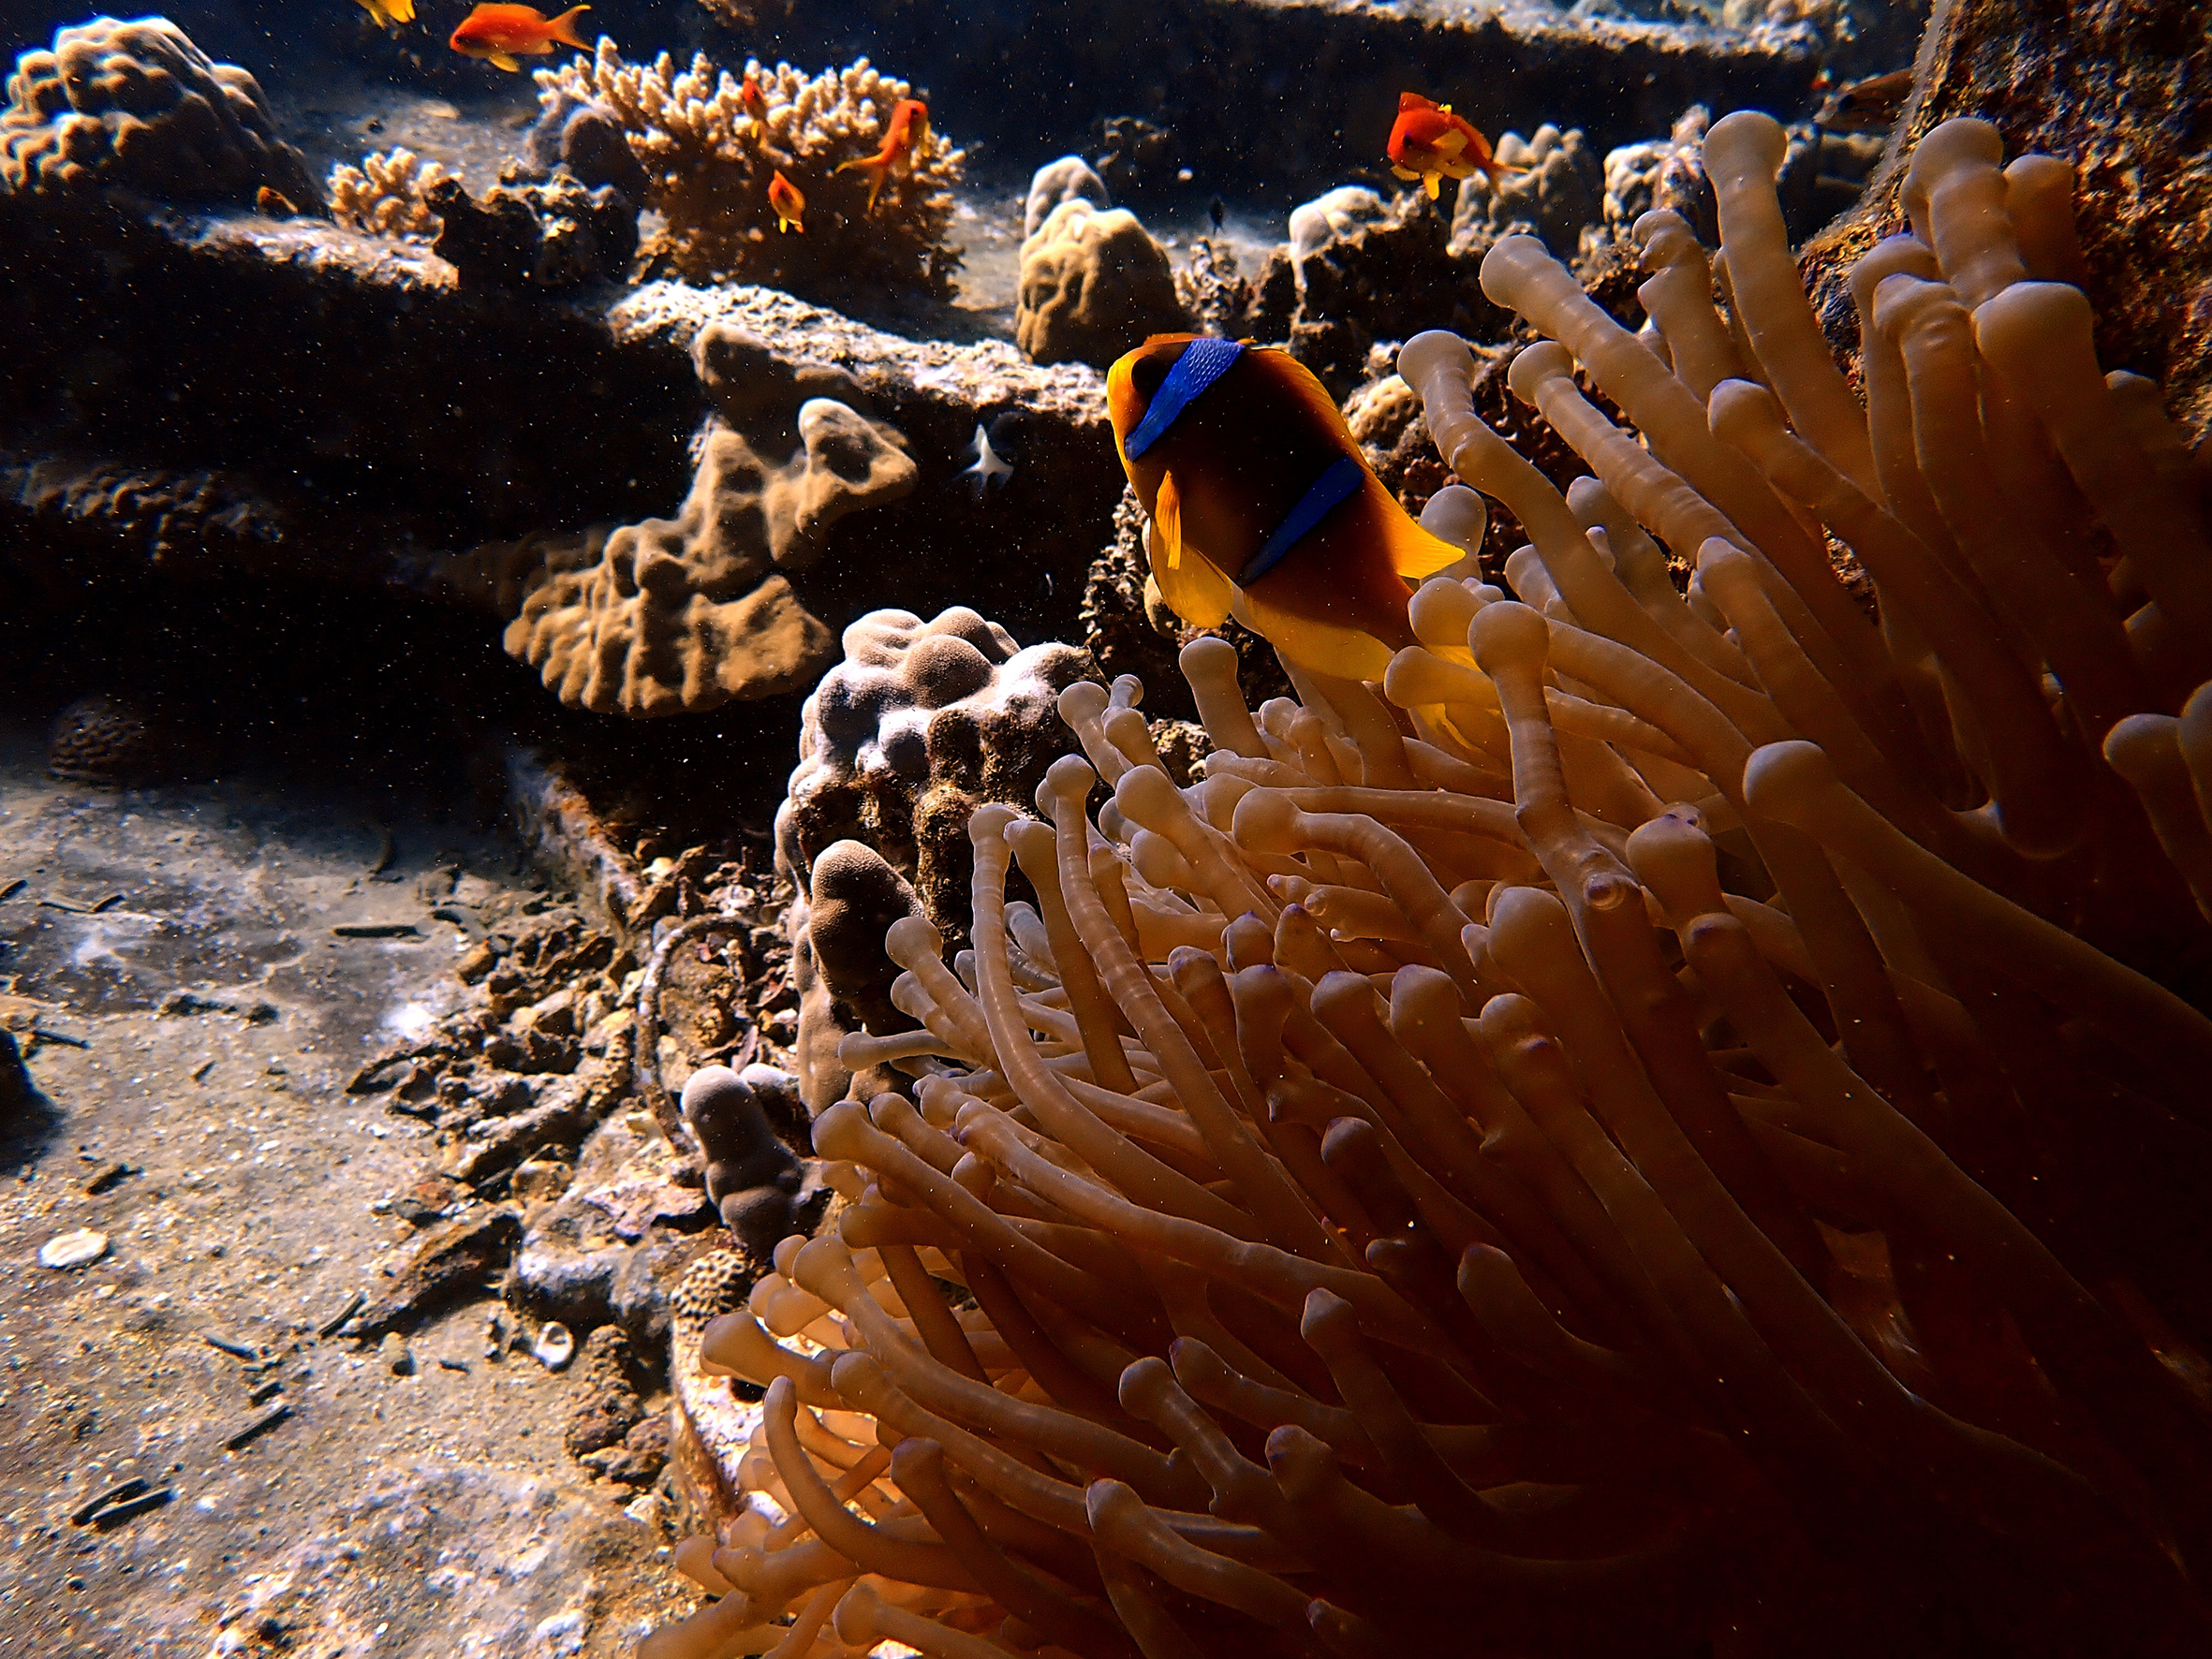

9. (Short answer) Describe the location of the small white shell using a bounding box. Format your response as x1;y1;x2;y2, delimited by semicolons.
533;1321;576;1372
37;1228;109;1270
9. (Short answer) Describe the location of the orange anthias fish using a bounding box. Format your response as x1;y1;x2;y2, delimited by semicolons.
354;0;414;32
740;67;767;119
768;169;805;233
448;3;592;70
1387;91;1516;198
835;97;928;213
1106;334;1462;680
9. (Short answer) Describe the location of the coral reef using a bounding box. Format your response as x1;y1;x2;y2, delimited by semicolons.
0;15;318;209
1015;197;1188;369
1450;123;1604;260
1600;105;1717;246
496;323;917;716
425;174;637;290
534;43;962;298
1022;153;1111;240
646;114;2212;1657
784;839;924;1115
1278;184;1500;394
327;147;450;241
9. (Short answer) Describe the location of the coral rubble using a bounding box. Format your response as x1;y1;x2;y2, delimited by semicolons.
535;42;962;298
0;15;318;209
647;112;2212;1658
426;174;637;291
1451;123;1605;260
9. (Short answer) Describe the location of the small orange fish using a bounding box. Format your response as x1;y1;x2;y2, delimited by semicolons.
448;3;591;70
1107;334;1461;680
768;169;804;233
835;97;928;213
740;67;766;120
1814;66;1914;133
1386;91;1515;199
256;185;298;218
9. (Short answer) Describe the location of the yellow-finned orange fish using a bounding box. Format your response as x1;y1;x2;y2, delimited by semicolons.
1386;91;1517;199
740;67;767;120
448;3;591;70
835;97;928;213
1107;334;1461;680
354;0;414;31
768;169;805;233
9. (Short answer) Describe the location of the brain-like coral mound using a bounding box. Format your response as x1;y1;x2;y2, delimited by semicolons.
328;147;450;241
535;42;962;297
1;15;318;208
775;607;1095;936
496;323;917;716
1016;196;1188;368
46;693;210;785
1022;153;1110;240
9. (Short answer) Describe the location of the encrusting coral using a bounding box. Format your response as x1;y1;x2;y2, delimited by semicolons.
327;147;450;241
534;41;962;297
1;14;320;209
494;323;917;716
644;114;2212;1656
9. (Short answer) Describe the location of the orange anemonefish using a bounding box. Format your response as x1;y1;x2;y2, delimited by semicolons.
768;169;805;233
835;98;929;213
1106;334;1462;680
448;3;591;70
1386;91;1516;199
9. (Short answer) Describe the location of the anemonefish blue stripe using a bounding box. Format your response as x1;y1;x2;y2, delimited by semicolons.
1236;454;1365;586
1123;338;1245;460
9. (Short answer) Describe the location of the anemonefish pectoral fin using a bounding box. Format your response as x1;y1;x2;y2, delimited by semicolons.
1146;473;1235;628
490;51;522;69
1156;470;1183;568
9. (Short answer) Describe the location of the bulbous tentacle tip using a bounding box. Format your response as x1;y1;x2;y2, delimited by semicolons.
1741;739;1838;826
1468;597;1550;673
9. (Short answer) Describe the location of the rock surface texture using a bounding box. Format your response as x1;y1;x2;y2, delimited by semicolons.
1805;0;2212;435
1015;197;1188;368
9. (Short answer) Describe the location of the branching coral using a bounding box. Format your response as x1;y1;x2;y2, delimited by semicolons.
328;147;450;241
534;41;962;297
646;115;2212;1656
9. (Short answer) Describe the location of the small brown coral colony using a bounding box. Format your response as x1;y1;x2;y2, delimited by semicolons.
0;15;318;208
534;41;961;297
647;116;2212;1656
327;147;450;241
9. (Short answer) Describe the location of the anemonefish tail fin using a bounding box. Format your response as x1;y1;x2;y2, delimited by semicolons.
1146;472;1235;629
547;5;593;48
490;51;523;70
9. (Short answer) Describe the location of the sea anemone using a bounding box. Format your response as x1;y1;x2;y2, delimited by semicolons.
646;114;2212;1656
